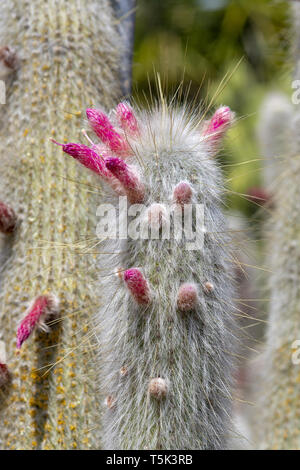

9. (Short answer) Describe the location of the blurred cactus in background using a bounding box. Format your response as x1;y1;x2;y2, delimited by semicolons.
253;0;300;450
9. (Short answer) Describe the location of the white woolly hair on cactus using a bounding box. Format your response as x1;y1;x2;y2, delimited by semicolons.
55;95;238;450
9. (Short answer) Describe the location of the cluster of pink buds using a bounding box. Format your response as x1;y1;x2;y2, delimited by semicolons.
53;102;144;204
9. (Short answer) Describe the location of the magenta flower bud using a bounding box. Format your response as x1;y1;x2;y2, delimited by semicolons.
123;268;151;305
86;108;130;156
52;140;124;195
116;102;139;137
61;142;112;178
17;294;59;349
105;157;145;203
203;106;234;150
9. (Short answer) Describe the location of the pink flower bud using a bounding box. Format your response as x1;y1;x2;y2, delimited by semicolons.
123;268;151;305
173;182;193;206
177;283;198;312
54;141;111;177
203;106;234;150
86;108;130;156
105;157;145;203
17;294;59;349
116;102;139;137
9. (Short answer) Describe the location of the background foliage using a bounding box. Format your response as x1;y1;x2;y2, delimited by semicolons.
133;0;290;214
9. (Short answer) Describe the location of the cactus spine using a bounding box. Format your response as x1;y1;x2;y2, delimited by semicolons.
0;0;122;450
59;101;238;449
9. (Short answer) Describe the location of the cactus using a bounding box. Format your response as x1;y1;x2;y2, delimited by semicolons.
57;100;238;449
257;92;293;191
255;0;300;450
0;0;124;450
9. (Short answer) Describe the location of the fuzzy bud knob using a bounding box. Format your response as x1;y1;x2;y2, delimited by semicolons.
177;283;198;311
173;182;193;206
149;377;168;399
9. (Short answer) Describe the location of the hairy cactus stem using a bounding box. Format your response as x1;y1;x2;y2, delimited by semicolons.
59;100;238;449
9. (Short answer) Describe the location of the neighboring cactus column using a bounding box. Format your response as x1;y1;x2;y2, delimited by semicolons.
257;92;293;191
257;1;300;450
0;0;122;450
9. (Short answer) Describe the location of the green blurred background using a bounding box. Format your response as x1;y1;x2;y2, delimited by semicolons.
132;0;290;215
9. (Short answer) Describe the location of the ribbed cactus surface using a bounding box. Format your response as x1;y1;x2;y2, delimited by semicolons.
0;0;122;450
